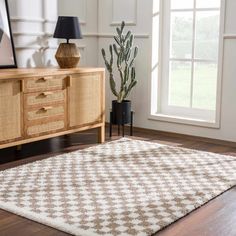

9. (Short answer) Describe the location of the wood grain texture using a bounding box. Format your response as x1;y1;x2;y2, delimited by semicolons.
99;71;106;143
0;68;105;81
0;127;236;236
0;123;103;149
98;124;105;143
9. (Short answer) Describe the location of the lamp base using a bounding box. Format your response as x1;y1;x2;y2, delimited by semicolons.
55;43;81;68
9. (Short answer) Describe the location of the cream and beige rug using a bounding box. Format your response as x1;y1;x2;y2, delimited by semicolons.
0;138;236;236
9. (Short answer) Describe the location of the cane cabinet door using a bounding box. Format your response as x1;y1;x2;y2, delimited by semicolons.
69;73;104;128
0;80;22;142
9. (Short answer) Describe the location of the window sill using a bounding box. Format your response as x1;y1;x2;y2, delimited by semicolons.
149;113;220;129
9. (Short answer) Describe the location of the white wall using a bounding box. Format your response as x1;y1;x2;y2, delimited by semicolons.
98;0;236;143
8;0;58;67
8;0;98;67
58;0;98;67
7;0;236;142
97;0;153;133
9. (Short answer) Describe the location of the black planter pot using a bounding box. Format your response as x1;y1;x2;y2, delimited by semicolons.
111;100;131;125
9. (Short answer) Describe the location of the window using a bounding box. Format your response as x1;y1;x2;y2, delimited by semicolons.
151;0;224;127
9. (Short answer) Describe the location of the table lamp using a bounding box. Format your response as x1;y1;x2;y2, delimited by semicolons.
53;16;83;68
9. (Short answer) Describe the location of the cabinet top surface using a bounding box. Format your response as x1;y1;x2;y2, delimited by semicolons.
0;67;105;80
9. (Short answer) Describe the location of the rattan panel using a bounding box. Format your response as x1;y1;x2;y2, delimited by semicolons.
25;76;66;92
0;81;21;142
26;91;65;106
27;106;65;121
27;120;65;136
69;73;102;127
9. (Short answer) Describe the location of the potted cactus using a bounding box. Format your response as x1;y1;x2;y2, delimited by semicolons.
101;21;138;126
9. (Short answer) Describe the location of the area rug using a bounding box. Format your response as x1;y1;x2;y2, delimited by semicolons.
0;138;236;236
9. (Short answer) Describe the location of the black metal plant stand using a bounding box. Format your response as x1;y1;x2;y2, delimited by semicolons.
109;111;133;137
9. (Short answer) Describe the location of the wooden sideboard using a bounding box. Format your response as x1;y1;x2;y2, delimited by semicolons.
0;68;105;149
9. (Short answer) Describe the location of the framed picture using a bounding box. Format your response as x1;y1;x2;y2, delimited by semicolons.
0;0;17;68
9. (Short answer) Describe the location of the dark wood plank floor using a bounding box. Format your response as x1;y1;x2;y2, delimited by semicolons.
0;127;236;236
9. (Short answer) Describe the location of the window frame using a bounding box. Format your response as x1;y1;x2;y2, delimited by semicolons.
149;0;226;128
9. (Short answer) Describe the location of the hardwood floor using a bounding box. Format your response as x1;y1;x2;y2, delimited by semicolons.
0;127;236;236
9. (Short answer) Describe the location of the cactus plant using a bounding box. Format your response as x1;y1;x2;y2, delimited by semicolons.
101;21;138;103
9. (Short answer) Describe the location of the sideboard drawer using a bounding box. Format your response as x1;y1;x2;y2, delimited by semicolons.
26;105;65;121
26;120;65;136
24;76;66;92
25;90;66;106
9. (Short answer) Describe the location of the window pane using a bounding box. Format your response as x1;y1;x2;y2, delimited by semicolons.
153;0;160;14
169;61;191;107
152;15;159;66
196;0;220;9
171;12;193;59
193;63;217;110
195;11;220;61
171;0;194;9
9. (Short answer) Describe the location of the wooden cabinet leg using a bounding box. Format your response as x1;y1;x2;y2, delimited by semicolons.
98;125;105;143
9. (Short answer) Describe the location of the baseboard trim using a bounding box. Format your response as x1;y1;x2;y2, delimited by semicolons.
105;123;236;148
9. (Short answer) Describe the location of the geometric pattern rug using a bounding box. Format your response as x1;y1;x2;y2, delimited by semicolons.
0;138;236;236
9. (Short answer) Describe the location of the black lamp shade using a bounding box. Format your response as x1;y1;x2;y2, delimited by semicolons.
53;16;83;41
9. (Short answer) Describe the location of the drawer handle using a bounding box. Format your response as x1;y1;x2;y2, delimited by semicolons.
42;106;53;111
67;76;72;87
41;92;53;96
39;77;51;82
